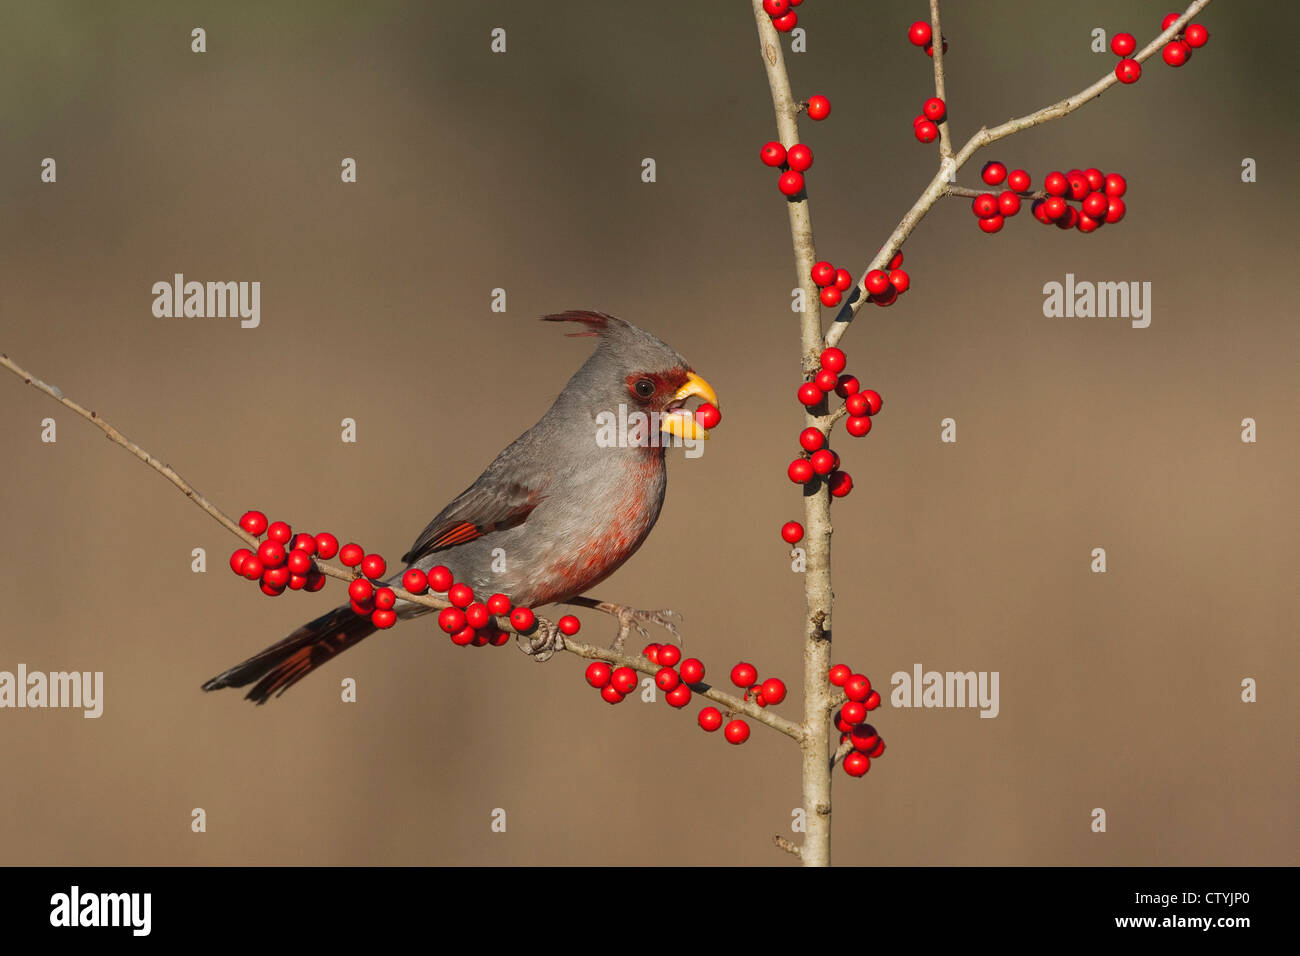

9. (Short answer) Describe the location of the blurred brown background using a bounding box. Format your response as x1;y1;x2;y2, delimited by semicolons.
0;1;1295;866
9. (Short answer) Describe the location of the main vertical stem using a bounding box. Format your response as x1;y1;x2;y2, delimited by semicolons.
750;0;833;867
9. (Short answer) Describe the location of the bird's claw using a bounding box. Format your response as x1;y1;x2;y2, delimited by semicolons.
608;606;682;653
515;619;564;663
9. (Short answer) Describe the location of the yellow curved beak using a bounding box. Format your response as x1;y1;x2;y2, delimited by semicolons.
660;372;719;441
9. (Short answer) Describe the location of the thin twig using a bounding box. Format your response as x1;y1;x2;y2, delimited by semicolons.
773;835;802;857
825;0;1215;350
929;0;953;161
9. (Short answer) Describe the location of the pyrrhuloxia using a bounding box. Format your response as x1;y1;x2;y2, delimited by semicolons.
203;311;718;703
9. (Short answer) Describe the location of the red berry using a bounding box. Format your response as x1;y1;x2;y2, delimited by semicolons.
665;683;692;708
464;602;491;629
842;700;867;725
843;752;871;777
694;402;721;430
981;161;1007;186
680;658;704;684
760;677;787;705
799;427;825;452
401;568;428;594
1044;171;1068;196
923;97;946;122
304;571;326;592
832;268;854;293
437;607;465;633
860;389;882;415
829;664;851;686
643;643;661;664
1057;205;1081;230
257;540;286;569
731;662;758;688
978;215;1004;234
509;606;536;632
1031;199;1052;224
786;144;813;172
828;471;853;497
907;21;932;47
834;709;855;733
1184;23;1208;48
1110;32;1136;57
873;286;898;307
600;684;625;704
427;566;453;591
772;11;798;33
698;707;723;731
260;580;285;597
360;553;386;580
446;583;472;608
348;578;373;604
263;565;291;589
814;369;838;392
806;94;831;121
864;689;882;710
556;615;581;636
845;415;872;438
972;193;998;218
314;532;339;559
1076;212;1103;233
914;120;938;144
788;459;814;484
585;661;611;688
1043;196;1068;220
777;170;804;197
1104;173;1127;197
239;510;268;536
655;666;680;692
286;548;313;575
267;521;292;544
1162;41;1190;67
724;720;751;745
887;251;904;270
1007;169;1031;192
864;270;890;296
1161;12;1180;31
781;521;805;544
819;286;842;308
1115;58;1141;83
868;738;885;758
339;543;363;567
998;191;1021;217
657;644;681;668
850;723;880;752
372;608;397;629
844;674;872;701
1067;172;1089;201
1083;168;1105;192
1105;196;1126;224
289;533;315;555
760;141;786;168
810;261;835;287
924;37;948;57
845;393;870;417
487;593;511;615
610;667;638;695
240;555;264;581
1082;191;1109;218
748;684;768;707
762;0;789;17
810;449;836;476
797;382;823;407
834;375;860;398
888;269;910;293
229;548;252;575
288;573;308;591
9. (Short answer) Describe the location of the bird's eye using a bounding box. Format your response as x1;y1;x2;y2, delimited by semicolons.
634;378;656;398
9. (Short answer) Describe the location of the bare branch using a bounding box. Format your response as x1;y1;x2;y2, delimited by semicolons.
928;0;953;160
773;835;802;857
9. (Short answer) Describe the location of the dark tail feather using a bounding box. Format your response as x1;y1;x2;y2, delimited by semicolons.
202;604;378;705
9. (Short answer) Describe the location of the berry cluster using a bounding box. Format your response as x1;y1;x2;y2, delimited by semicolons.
229;511;329;598
811;252;908;310
906;20;946;57
762;0;803;34
912;96;946;144
1030;167;1127;234
230;508;551;646
760;140;814;199
1111;14;1209;84
786;347;882;509
829;663;886;777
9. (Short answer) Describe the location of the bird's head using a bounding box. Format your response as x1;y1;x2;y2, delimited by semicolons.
543;311;719;443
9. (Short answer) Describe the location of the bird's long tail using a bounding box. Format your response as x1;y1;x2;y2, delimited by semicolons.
201;603;377;705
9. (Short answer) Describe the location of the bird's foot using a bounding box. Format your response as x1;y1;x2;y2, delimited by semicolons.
515;618;564;663
584;602;683;654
